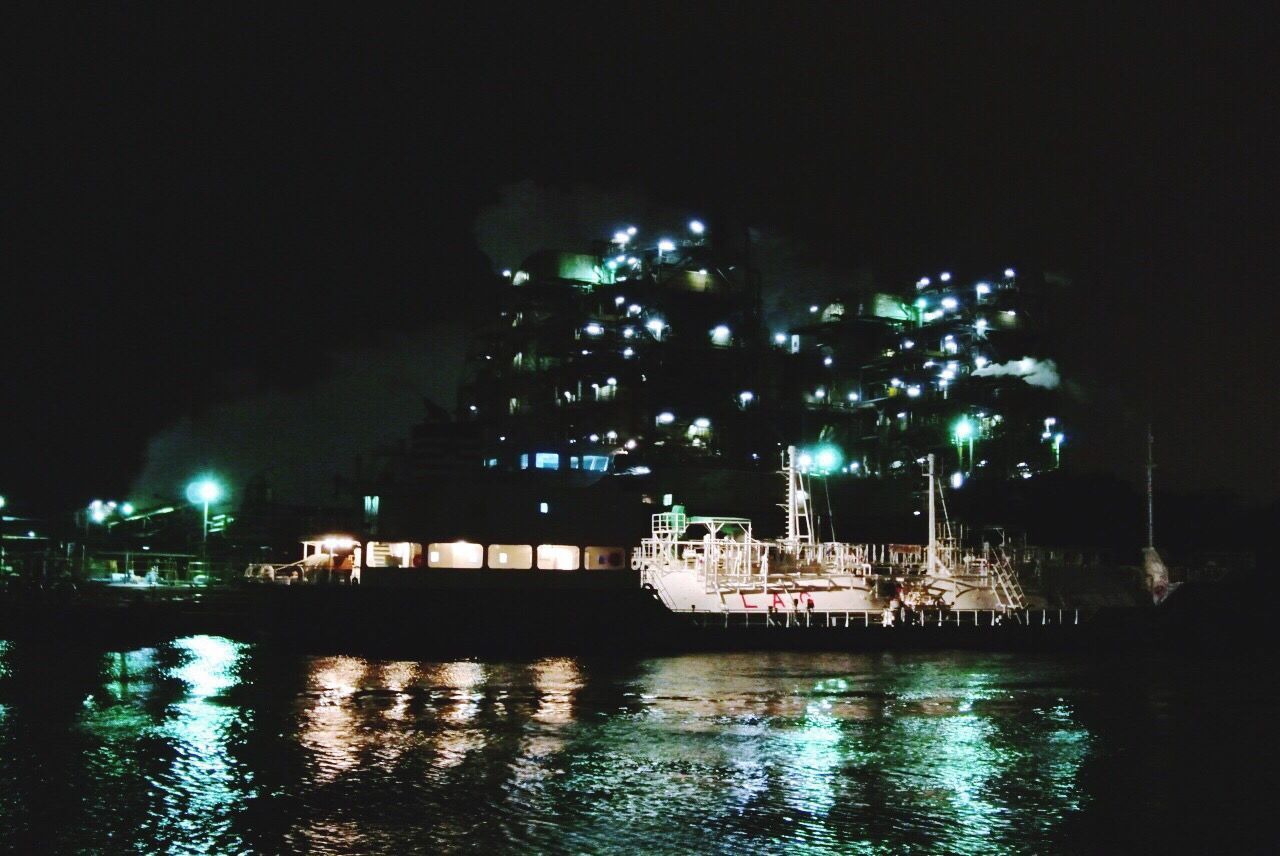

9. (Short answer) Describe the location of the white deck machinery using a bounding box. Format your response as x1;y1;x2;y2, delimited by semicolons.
635;448;1026;623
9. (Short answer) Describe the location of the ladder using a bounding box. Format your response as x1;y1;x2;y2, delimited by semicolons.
991;549;1027;609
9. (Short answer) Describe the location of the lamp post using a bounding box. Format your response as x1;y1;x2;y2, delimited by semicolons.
186;478;224;544
953;418;974;473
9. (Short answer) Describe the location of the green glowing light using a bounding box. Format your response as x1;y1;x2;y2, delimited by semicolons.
814;445;842;472
185;478;224;505
953;418;974;441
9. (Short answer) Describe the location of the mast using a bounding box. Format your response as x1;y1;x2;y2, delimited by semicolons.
781;446;814;545
926;453;937;573
1146;427;1155;550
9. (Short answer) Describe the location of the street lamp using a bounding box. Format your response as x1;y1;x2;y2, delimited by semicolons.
186;477;224;543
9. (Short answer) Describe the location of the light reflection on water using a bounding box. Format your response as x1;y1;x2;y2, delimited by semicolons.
0;639;1264;853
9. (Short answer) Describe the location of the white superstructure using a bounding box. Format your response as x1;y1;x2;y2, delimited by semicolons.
635;448;1026;620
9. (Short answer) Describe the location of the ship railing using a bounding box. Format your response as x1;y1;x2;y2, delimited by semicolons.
682;608;1081;629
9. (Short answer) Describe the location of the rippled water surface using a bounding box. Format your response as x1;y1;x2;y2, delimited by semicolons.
0;637;1267;853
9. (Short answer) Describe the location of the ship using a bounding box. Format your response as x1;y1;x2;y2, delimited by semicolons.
636;447;1032;632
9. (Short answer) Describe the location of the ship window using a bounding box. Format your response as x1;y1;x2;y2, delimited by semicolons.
362;495;380;524
581;455;609;472
484;458;498;468
428;542;484;569
569;456;580;469
537;544;580;570
487;544;532;569
584;546;625;569
520;454;529;470
535;452;560;470
366;541;422;568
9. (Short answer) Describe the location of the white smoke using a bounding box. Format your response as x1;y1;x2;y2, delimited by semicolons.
972;356;1062;389
475;180;663;271
128;328;466;506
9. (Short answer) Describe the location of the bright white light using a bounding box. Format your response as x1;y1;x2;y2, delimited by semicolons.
797;452;814;469
890;378;902;387
628;304;641;315
469;404;477;411
628;257;639;266
689;220;705;234
945;341;959;354
974;356;989;368
923;309;944;321
607;376;617;385
622;326;634;338
585;323;603;336
540;502;549;514
907;386;921;398
657;411;675;425
809;304;819;313
606;430;618;441
615;295;625;306
615;254;626;263
738;391;754;403
1054;433;1065;445
941;369;955;380
847;392;859;401
774;332;787;344
940;272;952;282
941;296;958;310
120;503;135;516
1045;417;1057;426
606;260;618;270
1004;309;1016;317
694;417;711;429
1004;268;1015;278
613;231;630;245
622;347;634;357
627;226;637;236
657;239;676;253
815;448;839;470
823;356;833;366
975;282;991;295
975;318;988;331
917;277;931;287
625;438;637;449
902;339;915;349
711;324;731;345
850;461;860;471
502;269;512;277
91;508;107;523
646;318;665;337
589;434;600;442
814;388;826;399
951;471;964;489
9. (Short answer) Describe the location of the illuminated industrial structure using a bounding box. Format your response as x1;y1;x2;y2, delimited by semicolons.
453;222;1065;487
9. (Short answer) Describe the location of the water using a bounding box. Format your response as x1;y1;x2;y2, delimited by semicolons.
0;637;1268;854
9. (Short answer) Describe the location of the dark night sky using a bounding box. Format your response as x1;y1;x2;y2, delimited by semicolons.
4;4;1275;514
